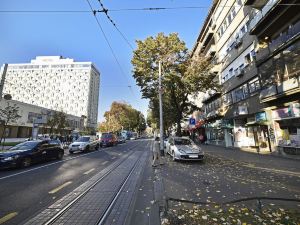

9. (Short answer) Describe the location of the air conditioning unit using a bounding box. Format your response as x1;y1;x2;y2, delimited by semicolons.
236;69;244;77
234;38;243;48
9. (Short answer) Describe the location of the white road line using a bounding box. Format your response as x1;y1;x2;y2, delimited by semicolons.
49;181;72;194
243;164;300;177
112;157;116;160
0;150;102;181
83;168;95;175
101;161;108;165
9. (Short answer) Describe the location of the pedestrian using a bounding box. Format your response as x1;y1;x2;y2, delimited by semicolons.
152;137;163;167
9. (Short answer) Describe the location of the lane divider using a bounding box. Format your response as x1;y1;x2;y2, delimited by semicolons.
101;161;108;165
49;181;73;194
0;212;18;224
84;168;95;175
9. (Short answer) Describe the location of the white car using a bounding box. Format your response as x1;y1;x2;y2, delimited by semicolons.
69;136;99;154
166;137;204;161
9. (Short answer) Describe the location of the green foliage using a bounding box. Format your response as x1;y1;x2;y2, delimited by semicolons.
99;102;146;133
46;111;68;135
132;33;215;135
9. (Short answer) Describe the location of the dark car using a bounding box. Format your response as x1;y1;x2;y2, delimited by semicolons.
100;133;118;147
0;140;64;169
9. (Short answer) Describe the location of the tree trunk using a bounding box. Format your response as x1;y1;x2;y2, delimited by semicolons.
176;120;182;136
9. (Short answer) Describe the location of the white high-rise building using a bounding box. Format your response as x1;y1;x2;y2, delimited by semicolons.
0;56;100;128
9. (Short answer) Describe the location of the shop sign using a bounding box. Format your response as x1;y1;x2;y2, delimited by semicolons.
273;104;300;119
221;119;234;128
255;112;267;121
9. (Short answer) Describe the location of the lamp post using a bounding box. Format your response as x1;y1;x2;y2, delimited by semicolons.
158;61;164;156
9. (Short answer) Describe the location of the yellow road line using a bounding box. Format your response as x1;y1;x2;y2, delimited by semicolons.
0;212;18;224
49;181;72;194
83;168;95;175
101;161;108;165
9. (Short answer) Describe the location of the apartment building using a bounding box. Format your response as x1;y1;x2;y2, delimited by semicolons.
0;56;100;129
192;0;300;154
246;0;300;154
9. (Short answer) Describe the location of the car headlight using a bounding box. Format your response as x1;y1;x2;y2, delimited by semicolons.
3;155;19;161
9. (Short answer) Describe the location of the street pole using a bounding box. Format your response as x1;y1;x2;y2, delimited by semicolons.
158;61;164;156
0;64;8;100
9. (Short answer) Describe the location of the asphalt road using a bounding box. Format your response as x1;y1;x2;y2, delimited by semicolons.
0;140;148;225
162;146;300;211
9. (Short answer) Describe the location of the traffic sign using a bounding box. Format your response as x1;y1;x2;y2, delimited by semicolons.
189;118;196;125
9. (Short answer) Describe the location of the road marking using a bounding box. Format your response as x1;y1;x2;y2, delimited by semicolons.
0;212;18;224
83;168;95;175
0;149;104;181
101;161;108;165
49;181;72;194
112;157;116;159
243;164;300;177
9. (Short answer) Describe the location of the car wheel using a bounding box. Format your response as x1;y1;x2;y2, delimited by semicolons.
21;157;31;168
96;144;100;150
172;151;176;161
85;145;90;152
69;151;74;154
57;151;64;160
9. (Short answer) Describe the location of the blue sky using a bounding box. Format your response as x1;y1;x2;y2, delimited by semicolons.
0;0;211;121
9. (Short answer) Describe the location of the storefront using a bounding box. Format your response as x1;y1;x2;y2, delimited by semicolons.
272;103;300;155
245;112;272;152
205;120;226;146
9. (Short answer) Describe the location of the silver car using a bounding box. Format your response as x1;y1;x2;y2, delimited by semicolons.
165;137;204;161
69;136;99;154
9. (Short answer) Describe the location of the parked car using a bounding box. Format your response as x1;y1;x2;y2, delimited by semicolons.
0;140;64;169
100;133;118;147
69;136;99;154
117;135;126;144
165;137;204;161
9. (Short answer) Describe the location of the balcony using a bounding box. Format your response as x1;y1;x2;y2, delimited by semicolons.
205;44;216;58
255;20;300;63
250;0;298;37
222;63;258;93
244;0;269;9
222;32;255;70
260;76;300;102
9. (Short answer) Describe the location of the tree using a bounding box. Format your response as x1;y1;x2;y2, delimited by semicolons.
0;103;21;148
98;102;146;133
132;32;216;135
46;111;68;135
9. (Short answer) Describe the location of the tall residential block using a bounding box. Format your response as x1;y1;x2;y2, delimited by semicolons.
0;56;100;128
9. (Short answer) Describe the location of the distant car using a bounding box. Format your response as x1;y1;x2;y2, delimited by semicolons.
165;137;204;161
69;136;99;154
100;133;118;147
117;135;126;144
0;140;64;169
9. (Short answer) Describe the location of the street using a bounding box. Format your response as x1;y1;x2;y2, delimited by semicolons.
0;140;300;225
0;140;150;225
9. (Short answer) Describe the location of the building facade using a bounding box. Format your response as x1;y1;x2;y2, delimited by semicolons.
0;99;82;138
0;56;100;128
192;0;300;154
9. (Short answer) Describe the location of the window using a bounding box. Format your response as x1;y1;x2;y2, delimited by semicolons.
229;68;233;77
249;78;260;93
245;53;251;65
233;87;244;102
243;83;249;98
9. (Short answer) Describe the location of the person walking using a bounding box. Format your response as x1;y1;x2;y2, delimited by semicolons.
152;137;163;167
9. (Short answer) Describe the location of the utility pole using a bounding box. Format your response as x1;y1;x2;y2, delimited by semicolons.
0;64;8;100
158;61;164;156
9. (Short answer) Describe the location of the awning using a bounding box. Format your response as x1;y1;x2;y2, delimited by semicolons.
245;121;271;127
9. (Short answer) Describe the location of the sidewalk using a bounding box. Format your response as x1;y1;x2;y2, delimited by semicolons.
199;143;300;160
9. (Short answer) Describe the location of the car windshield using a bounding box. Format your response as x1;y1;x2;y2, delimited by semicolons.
76;137;90;142
101;134;112;139
174;139;191;145
10;141;40;150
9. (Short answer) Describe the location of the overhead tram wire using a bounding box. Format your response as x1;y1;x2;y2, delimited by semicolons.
1;4;299;13
97;0;135;51
85;0;139;100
